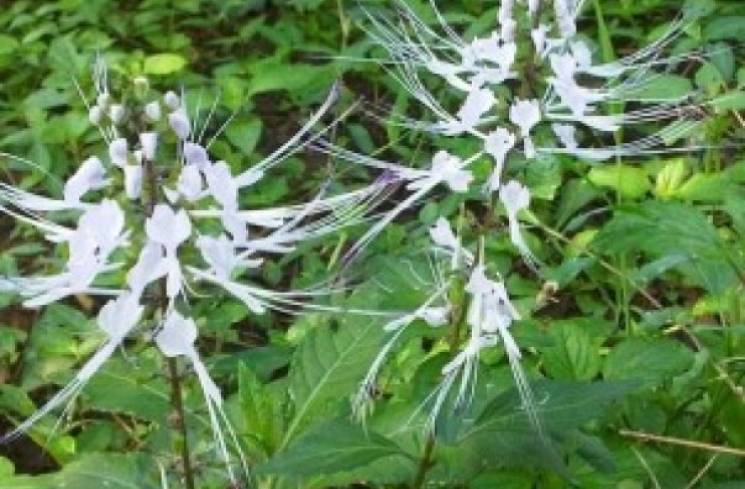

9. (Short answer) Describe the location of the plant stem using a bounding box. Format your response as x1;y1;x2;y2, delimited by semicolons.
412;435;436;489
167;357;197;489
142;152;197;489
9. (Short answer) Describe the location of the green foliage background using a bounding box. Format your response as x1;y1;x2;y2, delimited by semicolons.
1;0;745;488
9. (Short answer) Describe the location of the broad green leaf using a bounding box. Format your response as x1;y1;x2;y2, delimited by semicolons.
625;75;693;101
283;318;386;446
225;118;262;155
259;420;409;476
653;159;688;199
541;321;604;381
0;453;158;489
237;363;283;459
588;166;651;200
247;62;333;97
143;53;187;75
603;338;694;386
467;380;637;439
592;201;738;293
705;17;745;42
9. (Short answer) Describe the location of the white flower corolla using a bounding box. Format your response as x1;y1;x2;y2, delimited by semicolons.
127;242;168;295
499;181;537;268
176;164;203;203
144;101;161;122
554;0;578;39
18;200;127;308
485;127;517;191
552;123;579;150
139;132;158;161
163;91;180;110
527;0;541;18
155;309;248;485
409;151;473;193
532;24;550;57
196;234;260;281
453;85;496;134
204;161;239;209
108;137;128;168
184;142;210;169
124;164;143;199
509;99;541;159
146;205;192;299
63;156;107;203
429;217;474;268
168;109;191;140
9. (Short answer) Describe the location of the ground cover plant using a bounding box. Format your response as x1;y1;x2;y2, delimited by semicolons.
0;0;745;488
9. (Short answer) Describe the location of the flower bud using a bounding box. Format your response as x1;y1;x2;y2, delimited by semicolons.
133;76;149;98
88;105;103;125
144;101;161;122
124;164;143;199
109;138;128;168
109;104;126;125
168;109;191;140
139;132;158;161
164;91;180;110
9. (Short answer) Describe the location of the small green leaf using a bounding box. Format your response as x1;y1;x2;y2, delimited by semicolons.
225;118;262;155
588;166;651;200
143;53;187;75
541;321;604;381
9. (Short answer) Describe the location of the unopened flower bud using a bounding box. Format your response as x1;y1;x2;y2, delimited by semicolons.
109;138;128;168
124;164;143;199
164;91;180;110
109;104;126;125
168;109;191;140
88;105;103;125
139;132;158;161
144;101;161;122
184;142;209;169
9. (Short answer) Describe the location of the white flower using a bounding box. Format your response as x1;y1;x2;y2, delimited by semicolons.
184;142;210;169
409;151;473;193
123;164;143;200
509;99;541;159
146;205;191;251
552;123;579;150
485;127;517;191
63;156;107;203
176;164;204;203
454;85;496;133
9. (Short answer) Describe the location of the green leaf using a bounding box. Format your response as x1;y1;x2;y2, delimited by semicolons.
0;453;158;489
247;62;334;97
259;420;409;476
225;118;262;155
143;53;187;75
468;380;637;439
588;166;651;200
541;321;604;381
705;17;745;42
283;317;386;447
592;201;737;293
603;338;694;386
237;363;283;458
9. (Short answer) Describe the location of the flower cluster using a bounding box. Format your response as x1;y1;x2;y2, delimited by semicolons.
0;60;389;485
332;0;711;429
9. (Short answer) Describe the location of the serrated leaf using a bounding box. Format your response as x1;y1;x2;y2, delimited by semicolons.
603;338;694;386
283;318;386;446
541;321;603;381
259;420;409;476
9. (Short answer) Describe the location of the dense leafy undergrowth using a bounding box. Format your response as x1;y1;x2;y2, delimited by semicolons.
0;0;745;488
